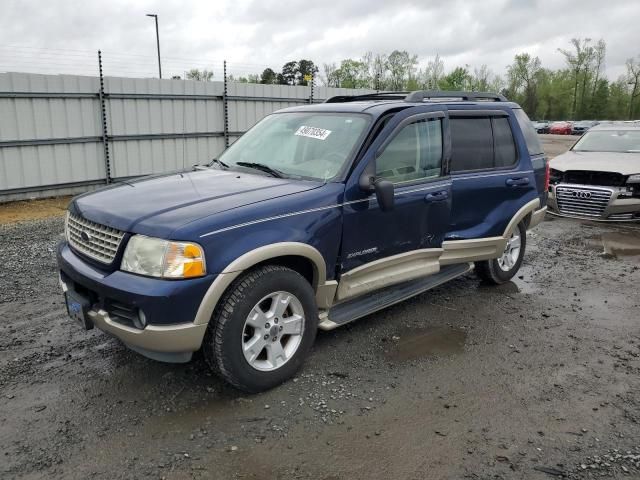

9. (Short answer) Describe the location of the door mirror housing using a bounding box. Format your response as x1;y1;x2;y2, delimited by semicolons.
358;168;394;211
374;179;394;212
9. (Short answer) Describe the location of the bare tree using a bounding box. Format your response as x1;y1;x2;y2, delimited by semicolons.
420;54;444;89
321;63;339;87
507;53;542;113
386;50;418;91
372;53;388;91
627;56;640;119
590;40;607;108
471;64;498;91
186;69;214;81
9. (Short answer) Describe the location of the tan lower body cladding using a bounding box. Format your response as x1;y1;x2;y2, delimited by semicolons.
332;199;543;303
333;237;505;303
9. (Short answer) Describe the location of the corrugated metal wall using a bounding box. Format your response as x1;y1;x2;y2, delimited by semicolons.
0;72;372;202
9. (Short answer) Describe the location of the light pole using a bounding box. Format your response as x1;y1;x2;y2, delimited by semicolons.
146;14;162;79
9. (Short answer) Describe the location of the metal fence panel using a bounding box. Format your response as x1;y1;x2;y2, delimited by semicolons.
0;72;373;202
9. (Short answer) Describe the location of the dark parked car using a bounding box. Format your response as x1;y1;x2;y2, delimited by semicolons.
549;122;640;221
571;120;598;135
58;90;549;392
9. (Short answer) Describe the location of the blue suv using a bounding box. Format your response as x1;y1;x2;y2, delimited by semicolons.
58;90;548;392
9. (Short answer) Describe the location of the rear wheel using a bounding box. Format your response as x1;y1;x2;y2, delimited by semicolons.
203;265;318;393
475;222;526;285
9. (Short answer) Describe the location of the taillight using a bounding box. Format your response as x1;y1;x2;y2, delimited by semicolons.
544;161;550;191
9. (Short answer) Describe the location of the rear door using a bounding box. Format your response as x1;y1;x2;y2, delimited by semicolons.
447;109;539;239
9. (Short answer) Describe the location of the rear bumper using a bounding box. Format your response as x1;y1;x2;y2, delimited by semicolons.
57;242;213;360
548;184;640;221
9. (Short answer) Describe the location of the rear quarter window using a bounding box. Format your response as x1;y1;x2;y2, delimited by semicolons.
513;108;543;156
450;117;493;171
493;117;517;168
450;115;518;172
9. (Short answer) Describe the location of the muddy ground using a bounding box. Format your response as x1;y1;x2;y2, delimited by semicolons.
2;135;640;480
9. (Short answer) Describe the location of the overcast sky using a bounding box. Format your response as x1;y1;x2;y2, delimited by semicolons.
1;0;639;81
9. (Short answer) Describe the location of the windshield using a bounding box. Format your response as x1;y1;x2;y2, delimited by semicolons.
218;112;370;181
572;130;640;153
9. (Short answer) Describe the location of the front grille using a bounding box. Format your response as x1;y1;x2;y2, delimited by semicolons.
563;170;627;187
66;213;125;264
555;185;612;218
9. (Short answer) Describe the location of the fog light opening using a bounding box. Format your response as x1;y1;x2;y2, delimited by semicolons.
133;309;147;329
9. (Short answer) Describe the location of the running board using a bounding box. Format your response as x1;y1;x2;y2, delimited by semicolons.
319;263;472;330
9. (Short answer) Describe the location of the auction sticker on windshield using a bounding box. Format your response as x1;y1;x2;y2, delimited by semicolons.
295;125;332;140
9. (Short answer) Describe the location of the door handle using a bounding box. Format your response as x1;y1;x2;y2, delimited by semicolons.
425;190;449;202
505;177;530;187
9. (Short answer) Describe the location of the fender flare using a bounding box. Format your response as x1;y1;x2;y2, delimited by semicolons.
193;242;328;325
503;198;540;238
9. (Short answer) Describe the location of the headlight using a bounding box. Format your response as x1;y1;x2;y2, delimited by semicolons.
549;168;563;183
627;174;640;184
121;235;206;279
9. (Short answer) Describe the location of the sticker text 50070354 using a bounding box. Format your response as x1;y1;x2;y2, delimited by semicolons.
295;126;332;140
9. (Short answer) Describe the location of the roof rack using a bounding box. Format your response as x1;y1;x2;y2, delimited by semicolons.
324;91;410;103
324;90;507;104
404;90;507;102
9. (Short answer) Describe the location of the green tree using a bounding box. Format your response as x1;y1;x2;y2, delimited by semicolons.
297;59;318;86
280;60;318;86
439;66;471;91
260;68;278;84
335;59;368;88
281;61;298;85
607;79;631;120
386;50;418;90
558;38;595;119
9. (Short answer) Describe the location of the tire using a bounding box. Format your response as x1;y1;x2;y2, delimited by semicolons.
475;222;527;285
202;265;318;393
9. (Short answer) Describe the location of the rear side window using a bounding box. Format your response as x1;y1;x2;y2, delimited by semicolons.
493;117;517;167
513;108;543;155
450;115;518;172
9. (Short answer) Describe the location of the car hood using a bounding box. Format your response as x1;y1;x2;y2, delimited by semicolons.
72;168;323;237
550;151;640;175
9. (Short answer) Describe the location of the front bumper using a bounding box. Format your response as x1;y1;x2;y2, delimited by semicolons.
548;184;640;221
57;242;212;361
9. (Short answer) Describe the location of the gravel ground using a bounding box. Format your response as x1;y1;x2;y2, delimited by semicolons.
2;135;640;479
1;214;640;479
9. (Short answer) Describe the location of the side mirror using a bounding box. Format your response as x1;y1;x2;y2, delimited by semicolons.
374;179;394;212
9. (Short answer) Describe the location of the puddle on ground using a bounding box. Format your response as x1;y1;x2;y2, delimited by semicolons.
586;232;640;261
386;326;467;362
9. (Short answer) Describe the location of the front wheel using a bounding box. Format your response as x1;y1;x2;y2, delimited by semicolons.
202;265;318;393
475;222;526;285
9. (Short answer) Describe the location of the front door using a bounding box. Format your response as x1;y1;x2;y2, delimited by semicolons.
337;106;452;300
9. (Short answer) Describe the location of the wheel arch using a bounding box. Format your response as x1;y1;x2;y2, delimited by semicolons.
503;198;539;237
194;242;331;326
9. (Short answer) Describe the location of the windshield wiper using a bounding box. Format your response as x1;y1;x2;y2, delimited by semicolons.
209;158;229;169
235;162;285;178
